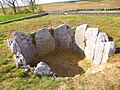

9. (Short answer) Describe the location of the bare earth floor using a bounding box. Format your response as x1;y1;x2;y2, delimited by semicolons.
41;49;91;77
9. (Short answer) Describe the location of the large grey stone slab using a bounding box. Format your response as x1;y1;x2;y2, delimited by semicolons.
54;24;73;48
12;32;36;64
35;28;55;56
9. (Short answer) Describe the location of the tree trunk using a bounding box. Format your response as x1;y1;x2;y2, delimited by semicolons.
13;3;17;14
16;0;21;13
30;0;34;13
0;1;6;15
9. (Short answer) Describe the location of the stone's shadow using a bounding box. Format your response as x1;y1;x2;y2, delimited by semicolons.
116;48;120;54
40;48;85;77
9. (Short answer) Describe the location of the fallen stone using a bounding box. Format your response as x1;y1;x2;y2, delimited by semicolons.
84;28;99;60
34;61;55;76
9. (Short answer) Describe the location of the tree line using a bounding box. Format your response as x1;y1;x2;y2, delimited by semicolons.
0;0;41;15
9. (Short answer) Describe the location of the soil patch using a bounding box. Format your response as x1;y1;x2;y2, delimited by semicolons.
40;48;86;77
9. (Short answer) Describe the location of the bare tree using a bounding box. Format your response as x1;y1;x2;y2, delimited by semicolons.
0;1;6;15
16;0;21;13
30;0;35;13
21;0;36;13
3;0;17;14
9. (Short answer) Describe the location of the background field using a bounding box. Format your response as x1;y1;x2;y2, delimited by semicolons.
41;1;120;12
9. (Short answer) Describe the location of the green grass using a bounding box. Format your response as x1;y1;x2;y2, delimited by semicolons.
0;13;33;22
0;14;120;90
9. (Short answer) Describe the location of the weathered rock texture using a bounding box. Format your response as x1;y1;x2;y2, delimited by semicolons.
74;25;116;65
34;61;55;76
7;29;55;66
7;24;116;67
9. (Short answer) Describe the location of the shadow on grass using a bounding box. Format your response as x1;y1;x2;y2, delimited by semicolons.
116;48;120;54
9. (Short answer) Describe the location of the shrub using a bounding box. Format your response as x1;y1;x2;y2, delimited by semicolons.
17;71;26;77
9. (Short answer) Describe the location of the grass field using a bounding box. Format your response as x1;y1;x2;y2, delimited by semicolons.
0;14;120;89
0;13;33;22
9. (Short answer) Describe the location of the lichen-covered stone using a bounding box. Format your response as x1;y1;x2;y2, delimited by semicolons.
34;61;55;76
14;52;26;68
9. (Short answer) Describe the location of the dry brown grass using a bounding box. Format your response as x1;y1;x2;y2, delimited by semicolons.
42;1;120;12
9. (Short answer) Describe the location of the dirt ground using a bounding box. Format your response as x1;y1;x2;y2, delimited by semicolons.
40;48;91;77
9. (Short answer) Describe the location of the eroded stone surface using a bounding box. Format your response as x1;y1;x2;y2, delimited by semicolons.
14;52;26;68
101;42;116;64
34;61;55;76
84;28;99;60
93;32;109;65
12;32;36;64
75;24;88;51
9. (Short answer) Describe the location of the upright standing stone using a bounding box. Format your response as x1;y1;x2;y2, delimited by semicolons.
35;28;55;56
84;28;99;60
93;32;109;65
101;42;116;64
54;24;71;48
12;32;36;64
7;38;21;53
75;24;88;51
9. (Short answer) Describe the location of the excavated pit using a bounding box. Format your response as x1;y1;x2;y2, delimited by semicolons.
40;48;86;77
7;24;116;77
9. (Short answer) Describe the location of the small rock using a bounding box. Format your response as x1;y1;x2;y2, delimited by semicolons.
34;61;53;76
14;52;26;68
